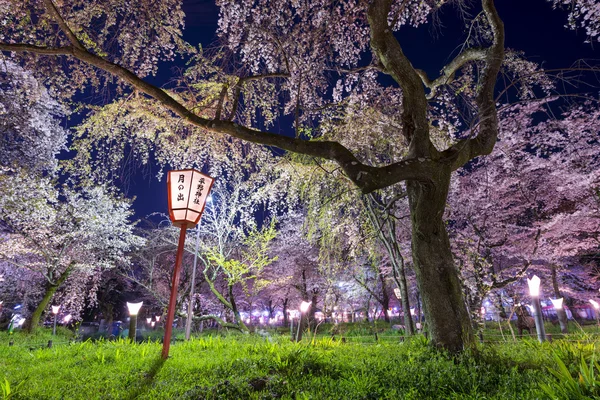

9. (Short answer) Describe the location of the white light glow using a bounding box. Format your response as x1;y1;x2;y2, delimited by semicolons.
551;298;563;310
127;301;143;316
51;305;60;315
590;299;600;310
527;275;541;297
300;301;311;313
63;314;72;323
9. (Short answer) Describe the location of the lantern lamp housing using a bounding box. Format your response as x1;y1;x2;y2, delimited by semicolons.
527;275;541;297
167;169;215;228
551;298;563;310
127;302;143;316
300;301;311;313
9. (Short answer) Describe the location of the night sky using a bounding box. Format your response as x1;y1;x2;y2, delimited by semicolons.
124;0;599;221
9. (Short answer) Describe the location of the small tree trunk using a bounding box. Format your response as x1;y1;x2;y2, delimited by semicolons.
379;273;390;322
228;285;248;332
309;292;318;326
25;262;75;333
407;174;474;353
282;298;289;327
551;265;568;334
395;267;414;335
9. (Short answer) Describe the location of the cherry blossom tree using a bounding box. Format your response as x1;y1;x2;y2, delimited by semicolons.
449;100;600;330
0;168;144;331
2;0;599;351
0;60;67;173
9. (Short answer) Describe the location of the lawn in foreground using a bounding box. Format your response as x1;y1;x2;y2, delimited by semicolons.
0;330;597;399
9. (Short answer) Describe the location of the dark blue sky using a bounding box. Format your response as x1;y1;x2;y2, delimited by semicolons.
127;0;598;220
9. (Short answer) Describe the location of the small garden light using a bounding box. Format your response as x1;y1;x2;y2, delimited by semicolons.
51;305;60;335
296;301;311;342
551;297;569;334
126;301;143;342
527;275;546;342
589;299;600;328
527;275;541;297
550;298;563;310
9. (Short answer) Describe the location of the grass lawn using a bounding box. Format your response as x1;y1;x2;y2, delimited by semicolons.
1;323;600;399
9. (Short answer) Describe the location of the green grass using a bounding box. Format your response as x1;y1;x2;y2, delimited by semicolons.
3;323;600;399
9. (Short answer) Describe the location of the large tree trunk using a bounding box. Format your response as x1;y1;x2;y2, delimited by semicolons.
25;262;75;333
407;173;474;352
551;265;568;334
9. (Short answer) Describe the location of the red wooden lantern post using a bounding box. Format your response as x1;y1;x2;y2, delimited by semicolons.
162;169;214;359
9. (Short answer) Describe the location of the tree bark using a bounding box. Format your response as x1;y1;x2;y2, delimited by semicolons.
396;268;414;335
228;284;248;332
282;298;289;327
379;273;390;322
25;262;75;333
407;173;474;352
551;265;568;334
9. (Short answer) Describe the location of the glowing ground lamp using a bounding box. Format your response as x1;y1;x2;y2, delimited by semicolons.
127;301;143;342
527;275;546;343
296;301;312;342
163;169;214;359
51;305;60;335
589;300;600;329
551;298;563;310
551;297;569;334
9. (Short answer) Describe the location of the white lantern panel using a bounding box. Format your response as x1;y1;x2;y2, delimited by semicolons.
186;210;200;223
188;171;214;214
169;170;193;210
173;210;186;220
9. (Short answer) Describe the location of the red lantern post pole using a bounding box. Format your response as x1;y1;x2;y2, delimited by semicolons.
161;225;187;359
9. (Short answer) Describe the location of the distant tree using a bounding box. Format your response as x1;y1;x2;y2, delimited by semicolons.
449;101;600;330
169;179;279;332
0;61;67;173
0;168;144;331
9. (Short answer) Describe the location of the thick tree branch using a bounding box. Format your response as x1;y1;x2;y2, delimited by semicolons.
0;43;72;55
442;0;505;170
367;0;432;158
43;0;86;51
415;47;487;99
0;41;430;192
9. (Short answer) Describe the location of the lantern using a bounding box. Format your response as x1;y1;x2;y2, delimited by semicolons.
167;169;214;228
163;169;215;359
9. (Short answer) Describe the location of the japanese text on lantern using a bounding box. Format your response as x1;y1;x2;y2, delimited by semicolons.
177;174;185;201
